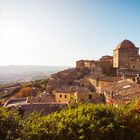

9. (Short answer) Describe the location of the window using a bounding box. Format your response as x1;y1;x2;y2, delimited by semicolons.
89;95;92;100
133;65;135;69
60;94;62;98
130;58;133;62
65;95;67;98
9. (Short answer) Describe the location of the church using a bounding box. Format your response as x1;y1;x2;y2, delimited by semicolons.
113;39;140;76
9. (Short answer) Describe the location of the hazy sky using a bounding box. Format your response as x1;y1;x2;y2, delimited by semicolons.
0;0;140;66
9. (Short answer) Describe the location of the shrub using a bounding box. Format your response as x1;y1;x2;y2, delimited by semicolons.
0;108;22;140
0;102;140;140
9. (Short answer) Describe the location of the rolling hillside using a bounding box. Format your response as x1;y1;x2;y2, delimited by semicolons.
0;65;70;83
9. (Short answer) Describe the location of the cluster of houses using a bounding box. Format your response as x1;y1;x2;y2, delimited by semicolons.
3;39;140;115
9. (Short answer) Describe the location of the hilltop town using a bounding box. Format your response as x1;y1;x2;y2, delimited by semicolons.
1;39;140;115
46;39;140;104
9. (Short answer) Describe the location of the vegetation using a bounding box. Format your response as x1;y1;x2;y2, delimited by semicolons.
15;87;33;98
21;79;48;90
0;79;48;101
0;102;140;140
15;79;48;97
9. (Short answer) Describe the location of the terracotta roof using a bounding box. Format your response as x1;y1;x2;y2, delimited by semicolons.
14;103;66;116
55;86;77;93
90;74;120;82
105;80;140;104
28;93;55;103
115;39;136;50
54;86;90;94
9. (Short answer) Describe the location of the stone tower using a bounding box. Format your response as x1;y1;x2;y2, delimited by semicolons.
113;39;139;69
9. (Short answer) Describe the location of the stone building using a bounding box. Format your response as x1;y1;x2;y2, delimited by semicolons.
54;91;75;103
100;55;113;64
54;86;94;103
113;39;140;75
76;58;113;75
76;39;140;77
89;74;120;93
76;60;96;71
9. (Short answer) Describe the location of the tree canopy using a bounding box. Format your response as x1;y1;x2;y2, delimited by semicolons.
0;101;140;140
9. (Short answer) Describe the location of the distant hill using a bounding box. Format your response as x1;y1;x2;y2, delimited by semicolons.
0;65;70;83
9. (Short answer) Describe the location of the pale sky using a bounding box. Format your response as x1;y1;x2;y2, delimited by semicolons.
0;0;140;66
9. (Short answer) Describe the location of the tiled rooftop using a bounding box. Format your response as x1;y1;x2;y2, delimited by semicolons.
104;79;140;104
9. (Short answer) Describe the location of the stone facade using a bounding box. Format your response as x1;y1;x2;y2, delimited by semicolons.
76;60;96;71
76;57;113;75
113;40;140;71
74;88;93;102
100;55;113;64
54;86;95;103
46;68;89;93
76;39;140;76
55;92;74;103
89;75;120;93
